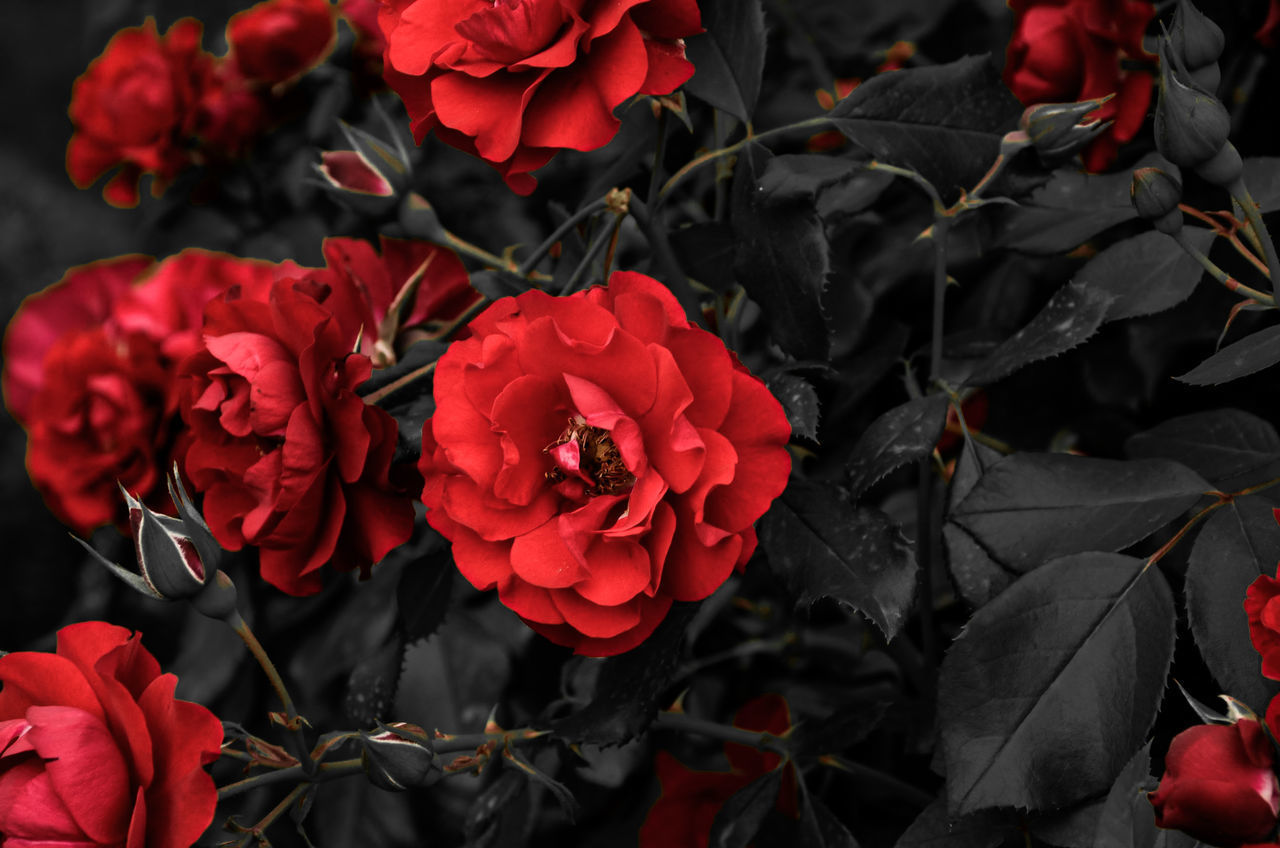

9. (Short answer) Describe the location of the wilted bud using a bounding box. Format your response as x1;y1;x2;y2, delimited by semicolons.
1019;98;1113;164
1169;0;1225;73
1131;167;1184;234
73;467;237;619
361;723;441;791
1154;40;1231;167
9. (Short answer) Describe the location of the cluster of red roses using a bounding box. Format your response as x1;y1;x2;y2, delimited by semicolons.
68;0;386;207
3;236;473;594
1146;548;1280;846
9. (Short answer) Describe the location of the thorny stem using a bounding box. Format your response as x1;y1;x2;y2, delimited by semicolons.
359;360;437;407
1172;230;1276;305
230;784;310;847
442;231;518;273
647;108;669;211
652;710;790;757
1229;178;1280;295
658;116;833;201
228;613;310;769
563;215;622;295
218;758;366;802
1180;204;1272;277
516;197;610;278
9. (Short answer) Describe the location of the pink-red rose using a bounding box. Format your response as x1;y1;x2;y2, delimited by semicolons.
639;695;798;848
0;622;223;848
67;19;212;207
1004;0;1155;171
1149;719;1280;845
228;0;337;86
378;0;703;194
179;274;416;595
418;272;792;655
1246;559;1280;681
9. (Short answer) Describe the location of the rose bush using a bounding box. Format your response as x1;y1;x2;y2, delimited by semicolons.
227;0;337;86
0;622;223;847
1149;718;1280;845
377;0;703;193
179;274;417;595
418;271;792;655
66;18;212;207
1003;0;1155;171
639;694;797;848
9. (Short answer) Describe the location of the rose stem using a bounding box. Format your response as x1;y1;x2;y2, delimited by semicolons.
517;196;610;278
1171;230;1275;305
1179;204;1272;276
651;710;790;757
228;612;311;770
230;784;310;847
647;108;669;211
658;116;833;202
218;758;366;802
562;216;621;294
360;360;437;407
1228;177;1280;293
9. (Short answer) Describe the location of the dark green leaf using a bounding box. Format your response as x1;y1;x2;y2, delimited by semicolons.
789;700;888;761
1244;156;1280;213
1029;796;1106;848
683;0;766;124
502;747;580;823
670;222;736;293
892;798;1008;848
1176;324;1280;385
939;553;1176;814
847;395;948;499
731;143;831;360
759;480;917;639
943;523;1016;609
1093;743;1153;848
994;153;1175;254
550;603;697;746
965;282;1114;387
766;374;822;441
1186;499;1280;713
397;545;454;644
828;56;1022;205
950;454;1209;572
344;634;404;725
797;791;860;848
1077;229;1214;321
760;154;860;201
1125;408;1280;491
709;767;785;848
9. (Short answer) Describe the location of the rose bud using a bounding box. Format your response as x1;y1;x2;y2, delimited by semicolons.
317;150;397;215
1149;719;1280;845
72;467;238;620
1020;98;1113;160
1154;39;1231;169
1169;0;1225;90
360;723;441;791
1131;167;1184;235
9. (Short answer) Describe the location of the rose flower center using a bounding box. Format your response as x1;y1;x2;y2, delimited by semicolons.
544;417;635;497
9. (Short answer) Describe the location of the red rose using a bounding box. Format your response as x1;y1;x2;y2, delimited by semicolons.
67;18;212;207
0;621;223;847
228;0;337;86
1149;719;1280;845
340;0;388;85
378;0;702;194
1247;563;1280;681
190;61;271;158
306;236;479;366
639;695;798;848
1004;0;1155;171
180;275;415;595
4;252;304;533
418;272;791;655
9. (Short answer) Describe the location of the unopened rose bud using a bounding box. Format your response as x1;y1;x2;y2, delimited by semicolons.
1019;98;1113;164
1170;0;1225;74
1154;40;1231;168
1131;168;1184;234
316;149;396;214
360;723;441;791
73;466;237;620
1195;140;1244;188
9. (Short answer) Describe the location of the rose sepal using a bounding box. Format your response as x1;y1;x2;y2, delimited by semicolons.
360;721;441;791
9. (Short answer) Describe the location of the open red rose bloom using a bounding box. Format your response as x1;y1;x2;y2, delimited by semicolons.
0;622;223;847
378;0;702;193
419;272;791;655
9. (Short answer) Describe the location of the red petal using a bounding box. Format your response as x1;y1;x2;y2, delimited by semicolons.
26;705;132;845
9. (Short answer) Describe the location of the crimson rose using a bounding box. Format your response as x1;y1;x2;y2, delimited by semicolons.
639;694;798;848
418;272;792;655
1149;719;1280;845
378;0;702;194
1246;559;1280;681
1004;0;1155;171
67;19;212;207
180;275;416;595
0;622;223;847
227;0;337;86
